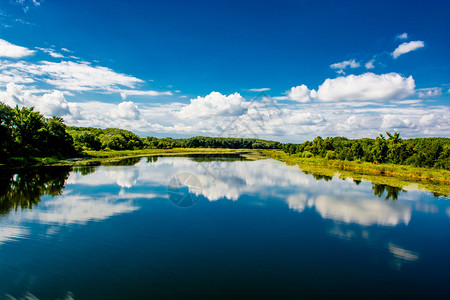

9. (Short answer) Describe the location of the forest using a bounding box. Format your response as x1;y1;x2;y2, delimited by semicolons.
1;102;449;170
0;103;77;163
68;126;281;151
281;133;450;170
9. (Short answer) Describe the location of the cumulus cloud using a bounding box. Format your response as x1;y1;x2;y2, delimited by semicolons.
0;82;33;107
286;84;312;102
0;83;71;117
0;39;35;58
285;111;325;125
177;91;248;119
392;41;425;59
39;90;71;116
338;115;382;131
110;101;142;120
381;115;415;130
365;59;375;69
315;72;415;102
416;87;442;98
330;59;360;70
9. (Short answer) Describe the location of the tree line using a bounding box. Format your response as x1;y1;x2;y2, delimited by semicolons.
1;103;76;163
281;132;450;170
67;127;281;151
1;102;449;170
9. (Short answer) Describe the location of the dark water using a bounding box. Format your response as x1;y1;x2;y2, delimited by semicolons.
1;156;449;299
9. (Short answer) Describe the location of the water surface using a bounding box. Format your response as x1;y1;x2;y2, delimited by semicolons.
1;156;449;299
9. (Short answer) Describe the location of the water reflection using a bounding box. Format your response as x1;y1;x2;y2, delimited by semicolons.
1;155;449;299
1;157;438;229
0;167;70;214
63;157;419;228
372;184;406;201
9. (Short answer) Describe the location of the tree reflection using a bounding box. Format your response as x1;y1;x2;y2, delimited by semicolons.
302;170;333;182
0;167;70;214
72;165;97;176
353;179;362;185
146;156;158;163
312;174;333;181
188;154;246;162
103;157;142;166
372;184;406;201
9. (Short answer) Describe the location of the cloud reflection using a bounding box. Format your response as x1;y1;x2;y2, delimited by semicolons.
0;225;29;245
66;157;415;227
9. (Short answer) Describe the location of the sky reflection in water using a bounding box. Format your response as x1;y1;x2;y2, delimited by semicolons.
0;156;449;299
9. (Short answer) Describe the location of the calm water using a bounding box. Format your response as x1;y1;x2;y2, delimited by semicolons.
1;155;449;299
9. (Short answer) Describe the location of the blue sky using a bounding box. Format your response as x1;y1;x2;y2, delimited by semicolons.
0;0;449;142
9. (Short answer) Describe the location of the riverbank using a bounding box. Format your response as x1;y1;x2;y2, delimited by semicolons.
2;148;448;196
0;148;259;170
261;149;450;197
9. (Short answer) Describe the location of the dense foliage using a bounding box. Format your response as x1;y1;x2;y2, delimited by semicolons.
67;126;281;151
281;133;450;170
2;103;449;171
1;103;76;163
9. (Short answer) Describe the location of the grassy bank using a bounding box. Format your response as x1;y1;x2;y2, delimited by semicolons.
262;149;450;196
2;148;448;196
1;148;259;169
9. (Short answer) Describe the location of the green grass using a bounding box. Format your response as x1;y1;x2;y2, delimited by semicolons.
261;149;450;197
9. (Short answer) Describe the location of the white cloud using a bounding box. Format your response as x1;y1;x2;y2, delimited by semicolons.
338;115;381;131
365;59;375;69
315;72;415;102
0;60;145;92
286;84;311;103
248;88;270;92
330;59;360;70
0;65;34;84
177;91;248;119
0;39;35;58
396;33;408;40
110;101;142;120
37;61;144;91
36;47;64;58
381;114;415;130
0;83;71;117
285;111;325;125
0;58;171;99
39;90;71;116
416;87;442;98
119;89;172;100
392;41;425;59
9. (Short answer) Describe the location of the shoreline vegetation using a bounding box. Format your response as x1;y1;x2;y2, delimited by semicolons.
1;102;449;197
261;150;450;197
